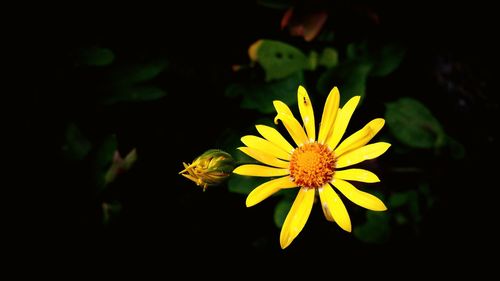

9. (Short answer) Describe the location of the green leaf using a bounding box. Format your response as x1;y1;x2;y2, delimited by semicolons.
77;47;115;66
389;192;409;208
346;42;369;61
102;201;122;225
226;71;304;113
354;211;390;244
94;135;118;188
369;44;406;77
317;62;372;105
104;148;138;184
385;98;446;148
317;31;335;42
346;42;405;77
318;47;339;69
395;212;408;225
121;148;138;171
227;174;268;195
255;40;308;81
274;197;293;228
308;51;319;71
103;85;167;104
62;123;92;160
113;60;167;84
419;183;436;208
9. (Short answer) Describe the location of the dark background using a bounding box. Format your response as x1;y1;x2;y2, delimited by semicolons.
18;0;497;272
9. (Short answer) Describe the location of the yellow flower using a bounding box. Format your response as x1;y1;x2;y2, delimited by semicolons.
233;86;390;249
180;149;235;191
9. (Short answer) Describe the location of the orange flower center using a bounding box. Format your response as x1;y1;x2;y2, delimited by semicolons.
289;143;336;189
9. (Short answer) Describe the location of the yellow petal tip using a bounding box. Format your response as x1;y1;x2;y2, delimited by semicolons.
232;166;243;175
373;204;388;211
245;198;256;208
280;238;291;249
348;95;361;104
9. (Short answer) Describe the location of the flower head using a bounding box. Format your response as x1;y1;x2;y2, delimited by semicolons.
233;86;390;249
180;149;235;191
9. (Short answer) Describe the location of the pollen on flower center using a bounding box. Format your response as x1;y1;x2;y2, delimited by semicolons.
289;143;336;189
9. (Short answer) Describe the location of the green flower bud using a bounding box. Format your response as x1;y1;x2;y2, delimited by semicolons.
180;149;235;191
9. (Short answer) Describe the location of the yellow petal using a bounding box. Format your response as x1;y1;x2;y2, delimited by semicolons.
318;87;340;144
297;86;316;142
318;184;351;232
336;142;391;168
273;100;294;116
255;125;295;154
241;135;291;160
238;147;290;169
334;169;380;183
334;124;372;157
273;100;309;146
320;197;334;221
246;176;297;207
325;96;360;150
233;164;289;177
334;118;385;156
280;187;315;249
332;178;387;211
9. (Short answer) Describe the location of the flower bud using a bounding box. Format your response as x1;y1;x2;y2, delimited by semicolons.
180;149;235;191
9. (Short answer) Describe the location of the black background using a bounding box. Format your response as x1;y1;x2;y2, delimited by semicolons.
16;0;497;273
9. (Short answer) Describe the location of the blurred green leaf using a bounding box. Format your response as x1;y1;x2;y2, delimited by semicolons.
346;42;405;77
77;47;115;66
102;201;122;225
121;148;138;170
226;71;304;113
419;183;436;208
369;44;406;77
318;47;339;69
104;148;138;184
255;40;308;81
385;98;446;148
395;212;408;225
389;192;409;208
227;174;267;195
62;123;92;160
103;85;167;104
94;135;118;188
317;62;372;105
308;51;319;70
354;211;390;244
113;60;167;84
274;196;293;228
317;31;335;42
389;190;421;222
346;42;369;61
